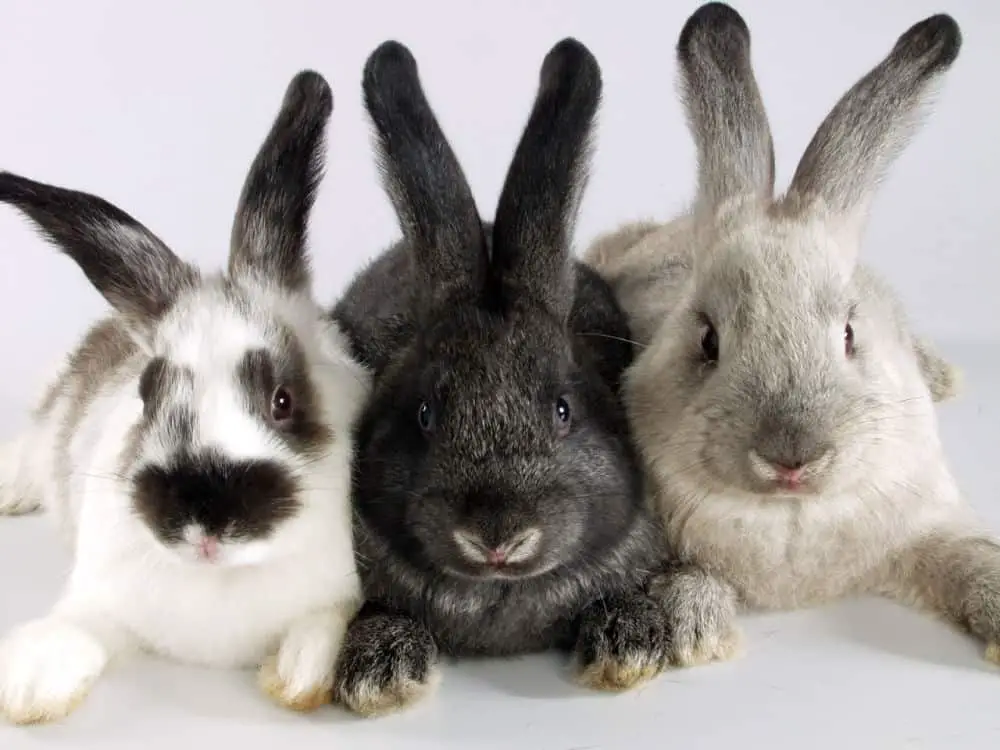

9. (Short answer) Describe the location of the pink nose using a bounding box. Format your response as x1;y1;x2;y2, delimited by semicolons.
486;548;507;566
198;536;219;561
774;465;804;485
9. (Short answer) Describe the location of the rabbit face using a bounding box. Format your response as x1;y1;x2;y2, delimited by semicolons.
127;284;341;566
359;302;637;580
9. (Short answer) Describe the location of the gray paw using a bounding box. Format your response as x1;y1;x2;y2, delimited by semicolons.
649;566;743;667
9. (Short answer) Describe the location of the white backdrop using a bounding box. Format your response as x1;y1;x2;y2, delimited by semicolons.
0;0;995;431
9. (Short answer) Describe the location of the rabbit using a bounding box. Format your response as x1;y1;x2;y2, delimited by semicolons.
0;70;369;724
583;2;994;670
329;38;671;717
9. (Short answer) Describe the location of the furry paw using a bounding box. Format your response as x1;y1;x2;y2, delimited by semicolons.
984;642;1000;667
575;593;669;692
258;607;355;712
649;566;743;668
334;612;439;718
0;618;108;724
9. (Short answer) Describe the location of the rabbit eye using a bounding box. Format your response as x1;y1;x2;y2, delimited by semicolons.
554;396;572;437
417;401;435;432
844;322;855;357
271;386;295;423
700;319;719;363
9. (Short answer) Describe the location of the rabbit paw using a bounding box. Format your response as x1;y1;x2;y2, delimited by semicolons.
258;608;353;712
575;593;669;692
0;618;108;724
334;612;439;718
649;566;743;668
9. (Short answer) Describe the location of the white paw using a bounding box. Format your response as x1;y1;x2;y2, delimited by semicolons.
259;610;349;712
0;618;108;724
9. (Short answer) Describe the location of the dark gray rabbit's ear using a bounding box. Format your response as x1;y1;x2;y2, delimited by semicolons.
677;3;774;216
0;172;198;336
491;38;601;320
362;41;486;298
229;70;332;293
784;15;961;248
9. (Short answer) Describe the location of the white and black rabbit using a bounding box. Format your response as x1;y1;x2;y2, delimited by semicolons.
330;39;671;716
0;71;369;723
585;4;997;668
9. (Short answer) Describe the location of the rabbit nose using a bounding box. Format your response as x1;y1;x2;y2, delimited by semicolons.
452;527;543;566
749;448;830;488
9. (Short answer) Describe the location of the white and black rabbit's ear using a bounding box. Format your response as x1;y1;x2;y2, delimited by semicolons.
229;70;332;294
0;172;198;338
784;15;961;257
362;41;486;297
676;3;774;217
491;38;601;320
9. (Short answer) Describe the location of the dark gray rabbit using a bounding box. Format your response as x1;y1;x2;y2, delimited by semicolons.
330;39;670;716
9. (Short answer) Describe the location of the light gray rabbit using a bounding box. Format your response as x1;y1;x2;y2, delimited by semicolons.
585;3;996;668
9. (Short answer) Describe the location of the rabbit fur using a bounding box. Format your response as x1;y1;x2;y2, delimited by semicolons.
330;39;671;717
0;72;369;724
585;3;998;669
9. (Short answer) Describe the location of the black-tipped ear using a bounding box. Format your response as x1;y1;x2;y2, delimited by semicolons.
229;70;332;293
363;41;485;297
0;172;198;331
677;3;774;214
491;38;601;319
786;14;961;246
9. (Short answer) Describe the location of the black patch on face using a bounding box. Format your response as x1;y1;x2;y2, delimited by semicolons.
132;452;300;544
236;329;333;458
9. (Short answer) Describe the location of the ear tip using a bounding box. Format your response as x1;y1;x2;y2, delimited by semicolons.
541;37;602;96
363;40;419;92
895;14;962;71
0;171;31;203
286;70;334;118
677;2;751;64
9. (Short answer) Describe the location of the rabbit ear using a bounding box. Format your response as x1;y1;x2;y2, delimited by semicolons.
0;172;198;336
229;70;332;293
363;41;486;297
491;38;601;319
785;15;961;250
677;3;774;216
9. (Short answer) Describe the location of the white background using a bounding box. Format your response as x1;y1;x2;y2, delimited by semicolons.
0;1;998;748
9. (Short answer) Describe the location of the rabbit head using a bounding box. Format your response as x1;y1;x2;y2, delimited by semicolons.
628;4;961;499
0;71;368;566
355;40;643;581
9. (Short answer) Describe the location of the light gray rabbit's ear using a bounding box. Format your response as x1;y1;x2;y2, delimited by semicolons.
0;171;198;340
784;15;961;257
676;3;775;218
229;70;332;294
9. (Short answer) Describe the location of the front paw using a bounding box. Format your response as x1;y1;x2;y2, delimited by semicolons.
0;618;108;724
334;613;438;718
649;567;743;668
258;607;355;712
575;594;669;692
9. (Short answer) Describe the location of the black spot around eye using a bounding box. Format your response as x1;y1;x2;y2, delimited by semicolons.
554;396;572;437
700;318;719;364
271;386;295;423
844;322;855;357
417;401;435;433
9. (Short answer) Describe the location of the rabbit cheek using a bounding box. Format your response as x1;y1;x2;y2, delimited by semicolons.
131;455;300;566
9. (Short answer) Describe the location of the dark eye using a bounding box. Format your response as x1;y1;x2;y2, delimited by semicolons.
417;401;435;433
700;319;719;363
844;322;855;357
271;386;294;423
554;396;572;436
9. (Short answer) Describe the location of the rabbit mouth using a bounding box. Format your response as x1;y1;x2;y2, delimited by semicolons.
444;527;555;580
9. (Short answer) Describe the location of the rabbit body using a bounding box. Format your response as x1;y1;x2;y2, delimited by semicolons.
330;39;671;717
586;4;1000;669
0;72;368;724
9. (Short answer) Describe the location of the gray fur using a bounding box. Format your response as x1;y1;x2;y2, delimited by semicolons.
584;4;989;667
